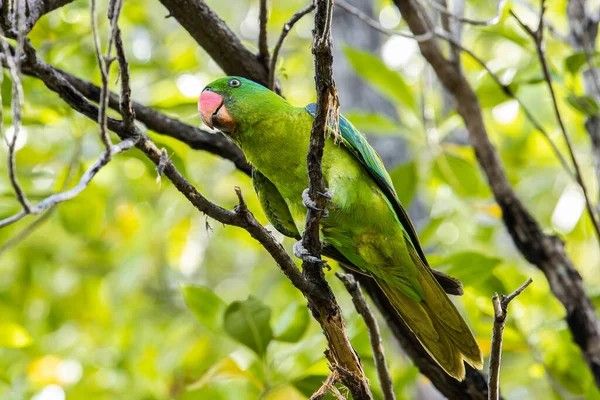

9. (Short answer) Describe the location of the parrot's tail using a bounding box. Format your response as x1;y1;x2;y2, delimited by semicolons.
374;264;483;380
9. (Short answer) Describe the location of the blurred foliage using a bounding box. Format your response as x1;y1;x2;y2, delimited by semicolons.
0;0;600;399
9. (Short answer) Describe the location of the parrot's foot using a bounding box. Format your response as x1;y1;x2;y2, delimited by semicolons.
293;241;330;270
301;188;332;217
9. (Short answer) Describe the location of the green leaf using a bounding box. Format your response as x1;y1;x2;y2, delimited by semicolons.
344;111;399;135
436;251;502;286
389;161;418;207
223;296;273;356
273;303;309;343
343;46;416;111
182;285;227;332
565;53;589;75
433;148;489;198
0;322;33;348
566;94;600;116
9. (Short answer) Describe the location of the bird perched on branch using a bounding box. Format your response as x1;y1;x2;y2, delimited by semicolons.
198;76;483;380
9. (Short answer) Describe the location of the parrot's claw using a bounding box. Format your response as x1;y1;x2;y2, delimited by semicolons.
318;188;333;200
302;188;332;218
293;241;330;269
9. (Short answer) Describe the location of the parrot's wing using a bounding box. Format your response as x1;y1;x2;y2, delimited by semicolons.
252;168;301;239
305;104;434;268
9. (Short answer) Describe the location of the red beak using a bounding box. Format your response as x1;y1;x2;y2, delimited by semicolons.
198;90;237;132
198;91;223;129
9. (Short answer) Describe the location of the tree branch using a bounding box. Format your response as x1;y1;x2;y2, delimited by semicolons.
269;1;315;90
488;278;533;400
300;0;371;397
10;34;375;399
511;2;600;246
422;0;506;27
348;269;494;399
0;137;137;228
336;0;576;180
16;64;252;175
157;0;277;92
567;0;600;212
391;0;600;388
258;0;270;68
337;272;395;400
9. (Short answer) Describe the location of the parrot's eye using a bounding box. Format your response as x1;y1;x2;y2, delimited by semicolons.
228;78;241;88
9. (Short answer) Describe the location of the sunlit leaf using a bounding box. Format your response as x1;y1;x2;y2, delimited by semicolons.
183;285;227;332
223;297;273;356
343;46;416;112
565;94;599;116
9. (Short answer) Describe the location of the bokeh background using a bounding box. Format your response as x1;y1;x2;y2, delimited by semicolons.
1;0;600;398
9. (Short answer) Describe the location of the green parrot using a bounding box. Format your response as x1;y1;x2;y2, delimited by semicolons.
198;76;483;380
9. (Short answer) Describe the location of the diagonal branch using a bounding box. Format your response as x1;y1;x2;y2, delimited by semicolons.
269;1;315;90
16;64;251;174
337;273;395;400
336;0;575;180
157;0;277;92
13;35;373;400
511;4;600;246
392;0;600;388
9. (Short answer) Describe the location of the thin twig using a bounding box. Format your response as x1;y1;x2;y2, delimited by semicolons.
337;273;396;400
268;1;316;90
488;278;533;400
336;0;433;41
422;0;506;26
109;0;135;132
90;0;113;157
511;3;600;245
258;0;270;68
309;371;340;400
0;138;138;228
0;29;30;213
0;139;81;256
336;1;576;180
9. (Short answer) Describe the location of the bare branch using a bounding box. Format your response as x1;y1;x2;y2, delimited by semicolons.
0;32;30;213
337;273;395;400
46;66;251;174
422;0;506;27
269;1;316;90
157;0;276;92
258;0;270;68
337;0;576;180
0;139;81;258
0;138;137;228
511;4;600;246
488;278;533;400
567;0;600;212
309;371;340;400
336;0;433;41
391;0;600;388
299;0;371;397
90;0;113;156
13;38;377;399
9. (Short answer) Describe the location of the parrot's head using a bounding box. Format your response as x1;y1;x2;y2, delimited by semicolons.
198;76;276;137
